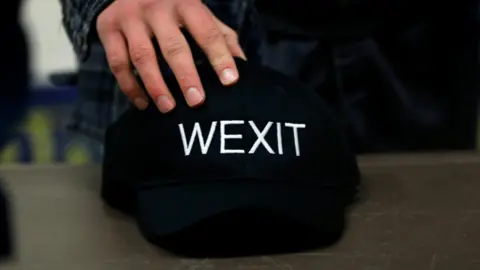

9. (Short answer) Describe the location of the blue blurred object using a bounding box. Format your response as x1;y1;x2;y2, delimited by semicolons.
48;71;78;87
1;85;103;164
29;86;78;105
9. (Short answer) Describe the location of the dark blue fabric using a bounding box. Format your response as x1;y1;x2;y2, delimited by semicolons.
250;1;480;152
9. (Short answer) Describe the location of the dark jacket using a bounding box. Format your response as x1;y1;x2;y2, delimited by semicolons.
61;0;480;152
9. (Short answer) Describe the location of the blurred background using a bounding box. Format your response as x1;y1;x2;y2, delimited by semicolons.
0;0;102;165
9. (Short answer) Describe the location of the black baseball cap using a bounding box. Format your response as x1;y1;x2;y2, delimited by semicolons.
101;58;360;242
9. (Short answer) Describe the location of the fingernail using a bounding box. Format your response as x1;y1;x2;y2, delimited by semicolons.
185;87;204;107
156;95;174;113
239;50;247;61
221;68;238;85
133;97;148;110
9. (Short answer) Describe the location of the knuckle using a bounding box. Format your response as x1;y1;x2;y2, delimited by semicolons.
146;6;168;19
226;29;238;41
130;45;154;66
163;37;187;58
138;0;158;11
141;80;166;97
121;86;136;97
210;55;232;70
119;81;138;97
145;84;166;96
108;55;129;74
176;0;196;11
197;25;222;47
96;12;114;33
175;72;196;88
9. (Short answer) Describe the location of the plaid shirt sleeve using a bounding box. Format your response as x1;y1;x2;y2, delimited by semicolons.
67;43;130;142
60;0;254;142
60;0;112;61
60;0;129;141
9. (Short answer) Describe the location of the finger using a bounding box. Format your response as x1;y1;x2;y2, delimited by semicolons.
122;18;175;113
177;2;239;86
147;12;205;108
212;14;247;60
99;30;149;110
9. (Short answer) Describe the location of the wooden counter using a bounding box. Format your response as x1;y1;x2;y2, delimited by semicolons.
2;152;480;270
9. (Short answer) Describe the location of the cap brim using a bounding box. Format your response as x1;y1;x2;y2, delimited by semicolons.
136;180;346;236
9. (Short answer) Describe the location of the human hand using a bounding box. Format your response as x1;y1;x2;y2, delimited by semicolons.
96;0;246;113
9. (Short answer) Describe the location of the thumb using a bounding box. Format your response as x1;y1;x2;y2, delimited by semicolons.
212;16;247;60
